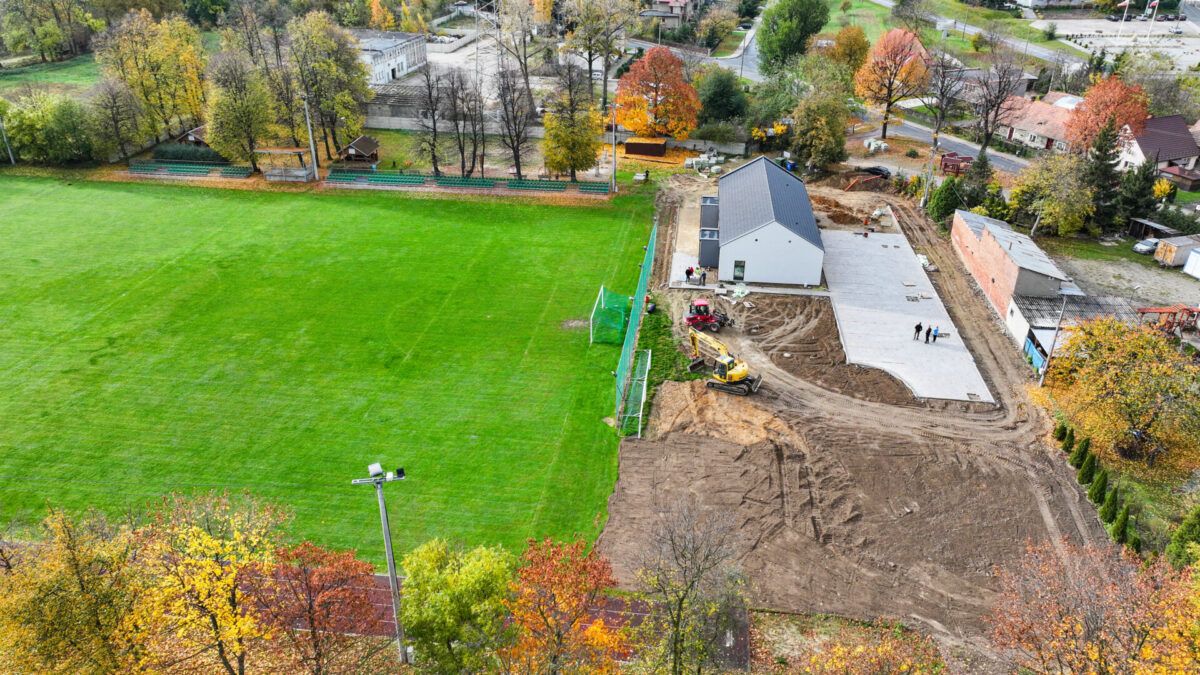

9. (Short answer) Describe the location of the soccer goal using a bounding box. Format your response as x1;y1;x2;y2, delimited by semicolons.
589;286;631;344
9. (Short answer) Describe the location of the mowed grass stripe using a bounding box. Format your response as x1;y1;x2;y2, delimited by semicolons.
0;176;651;561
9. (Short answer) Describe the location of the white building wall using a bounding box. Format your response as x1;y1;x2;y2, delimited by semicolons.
1004;301;1032;347
718;222;824;286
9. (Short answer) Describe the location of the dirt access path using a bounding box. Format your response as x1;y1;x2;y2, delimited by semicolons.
599;179;1106;672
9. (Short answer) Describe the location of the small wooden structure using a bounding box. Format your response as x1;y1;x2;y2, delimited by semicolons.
940;151;973;176
1128;217;1181;241
339;135;380;162
177;125;209;147
1154;234;1200;267
1137;304;1198;333
625;137;667;157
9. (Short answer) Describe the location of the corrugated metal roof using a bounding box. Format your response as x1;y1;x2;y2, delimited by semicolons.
984;222;1069;281
1013;294;1139;327
717;157;822;250
955;209;1010;239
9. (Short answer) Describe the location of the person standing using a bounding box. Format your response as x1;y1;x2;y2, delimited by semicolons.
932;326;940;343
914;322;923;340
685;266;693;283
700;269;707;286
925;326;932;343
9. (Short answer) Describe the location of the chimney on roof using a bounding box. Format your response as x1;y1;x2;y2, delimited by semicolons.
1009;242;1013;250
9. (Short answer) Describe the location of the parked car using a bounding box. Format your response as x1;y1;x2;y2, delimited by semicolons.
861;166;891;178
1157;14;1169;21
1164;13;1176;20
1138;14;1150;20
738;22;752;29
1107;13;1120;20
1171;26;1184;33
1125;13;1136;20
1133;238;1161;254
1178;13;1188;20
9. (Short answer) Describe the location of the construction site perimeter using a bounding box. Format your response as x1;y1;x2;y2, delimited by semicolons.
598;174;1107;672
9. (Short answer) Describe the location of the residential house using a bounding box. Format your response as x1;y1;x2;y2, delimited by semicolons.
996;92;1081;153
1119;115;1200;190
644;0;700;29
350;29;428;86
952;67;1038;107
704;157;824;286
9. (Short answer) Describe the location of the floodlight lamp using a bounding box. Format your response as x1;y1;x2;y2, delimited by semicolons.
368;462;384;477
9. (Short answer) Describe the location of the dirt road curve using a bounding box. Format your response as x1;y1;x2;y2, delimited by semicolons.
598;180;1106;672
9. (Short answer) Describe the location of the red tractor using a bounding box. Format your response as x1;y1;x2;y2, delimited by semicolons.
684;298;733;333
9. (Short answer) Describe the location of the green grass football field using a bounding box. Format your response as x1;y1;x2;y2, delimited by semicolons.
0;176;652;561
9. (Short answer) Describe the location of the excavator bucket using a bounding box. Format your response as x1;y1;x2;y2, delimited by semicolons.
688;357;707;373
747;375;763;393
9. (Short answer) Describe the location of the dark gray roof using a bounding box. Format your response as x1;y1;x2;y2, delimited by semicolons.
1012;294;1139;327
717;157;822;250
1134;115;1200;163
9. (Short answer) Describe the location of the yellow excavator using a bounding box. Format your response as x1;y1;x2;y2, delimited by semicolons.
687;328;763;396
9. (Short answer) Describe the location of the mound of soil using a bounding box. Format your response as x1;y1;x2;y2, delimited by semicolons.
735;296;918;406
810;195;861;225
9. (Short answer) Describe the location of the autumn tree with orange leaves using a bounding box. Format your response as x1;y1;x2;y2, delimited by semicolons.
854;28;929;140
251;543;397;674
615;47;701;140
990;540;1200;672
1066;76;1150;149
500;538;627;673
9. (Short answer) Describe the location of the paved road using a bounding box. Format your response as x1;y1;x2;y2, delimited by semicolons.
862;0;1083;65
626;13;765;82
887;119;1030;174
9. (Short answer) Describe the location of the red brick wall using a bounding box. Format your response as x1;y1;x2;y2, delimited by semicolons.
950;213;1019;319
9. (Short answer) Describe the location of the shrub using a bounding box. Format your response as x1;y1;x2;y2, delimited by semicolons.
1076;437;1090;456
1042;22;1057;40
1128;525;1141;553
1110;504;1130;544
692;121;742;144
926;177;962;223
1087;468;1108;504
1099;487;1120;523
153;143;227;163
1166;504;1200;569
1053;421;1067;441
905;148;919;158
1077;452;1097;485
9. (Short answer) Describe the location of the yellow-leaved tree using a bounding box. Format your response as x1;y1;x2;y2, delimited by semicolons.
136;493;289;675
369;0;397;30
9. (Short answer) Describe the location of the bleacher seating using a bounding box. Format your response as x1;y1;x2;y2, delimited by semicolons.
435;176;496;189
577;182;610;195
365;174;427;186
506;179;569;192
219;166;253;179
129;160;251;179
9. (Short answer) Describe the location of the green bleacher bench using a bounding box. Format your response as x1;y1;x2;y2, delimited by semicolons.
577;182;610;194
435;176;496;189
366;174;426;186
506;179;568;192
219;167;253;178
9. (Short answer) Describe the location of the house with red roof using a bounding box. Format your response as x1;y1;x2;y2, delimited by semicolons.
1118;115;1200;190
996;92;1081;153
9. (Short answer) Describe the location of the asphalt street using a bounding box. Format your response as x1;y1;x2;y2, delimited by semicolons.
887;120;1030;174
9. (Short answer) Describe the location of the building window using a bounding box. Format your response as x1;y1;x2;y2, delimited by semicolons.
733;260;745;281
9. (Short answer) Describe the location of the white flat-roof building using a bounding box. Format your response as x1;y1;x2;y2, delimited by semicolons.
350;29;427;86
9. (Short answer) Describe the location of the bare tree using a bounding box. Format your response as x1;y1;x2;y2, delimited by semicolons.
891;0;930;33
442;68;486;177
496;67;536;180
918;48;967;206
974;50;1027;154
90;78;143;162
563;0;638;110
635;497;746;675
416;64;445;176
495;0;538;102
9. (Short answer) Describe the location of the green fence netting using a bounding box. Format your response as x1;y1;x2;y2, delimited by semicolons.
615;224;657;429
589;286;631;345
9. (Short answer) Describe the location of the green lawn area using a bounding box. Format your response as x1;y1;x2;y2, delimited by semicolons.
1175;190;1200;206
711;29;748;58
0;175;652;562
825;0;893;43
1036;235;1160;269
0;54;99;100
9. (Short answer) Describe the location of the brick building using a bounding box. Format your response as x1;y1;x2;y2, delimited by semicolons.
950;210;1069;320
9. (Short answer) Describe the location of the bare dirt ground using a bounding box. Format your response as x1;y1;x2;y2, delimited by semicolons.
599;182;1107;672
1055;257;1200;306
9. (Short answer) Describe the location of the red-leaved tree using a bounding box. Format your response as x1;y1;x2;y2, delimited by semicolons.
854;28;929;140
1067;76;1150;149
989;540;1198;672
251;542;397;674
615;46;700;140
500;538;627;674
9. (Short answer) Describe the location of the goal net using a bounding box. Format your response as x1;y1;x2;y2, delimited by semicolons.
589;286;631;344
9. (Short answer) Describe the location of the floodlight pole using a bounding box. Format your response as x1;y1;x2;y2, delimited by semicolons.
0;117;14;165
610;103;619;193
352;465;409;665
301;95;320;178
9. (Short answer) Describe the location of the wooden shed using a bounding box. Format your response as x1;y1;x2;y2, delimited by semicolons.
339;135;380;162
1154;234;1200;267
624;137;666;157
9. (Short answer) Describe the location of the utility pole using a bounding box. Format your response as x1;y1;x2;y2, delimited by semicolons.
352;463;410;665
0;116;14;165
1039;288;1082;386
301;94;320;179
610;103;619;193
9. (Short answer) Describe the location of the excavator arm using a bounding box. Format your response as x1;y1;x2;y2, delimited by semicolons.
686;328;763;396
688;328;733;360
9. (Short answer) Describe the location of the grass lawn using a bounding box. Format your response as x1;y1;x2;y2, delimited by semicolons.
825;0;893;43
1175;190;1200;206
0;175;652;562
0;54;99;100
711;29;747;57
1036;235;1161;269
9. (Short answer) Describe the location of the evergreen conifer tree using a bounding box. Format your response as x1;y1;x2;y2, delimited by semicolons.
1053;421;1067;441
1111;504;1130;544
1076;437;1091;456
959;153;993;209
1115;157;1161;228
1063;430;1077;458
926;177;962;223
1166;504;1200;569
1083;118;1121;231
1088;468;1108;504
1077;452;1097;484
1100;486;1120;523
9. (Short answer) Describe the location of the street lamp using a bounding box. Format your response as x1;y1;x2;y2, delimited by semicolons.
299;93;320;179
1038;286;1085;387
609;102;620;193
351;463;410;664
